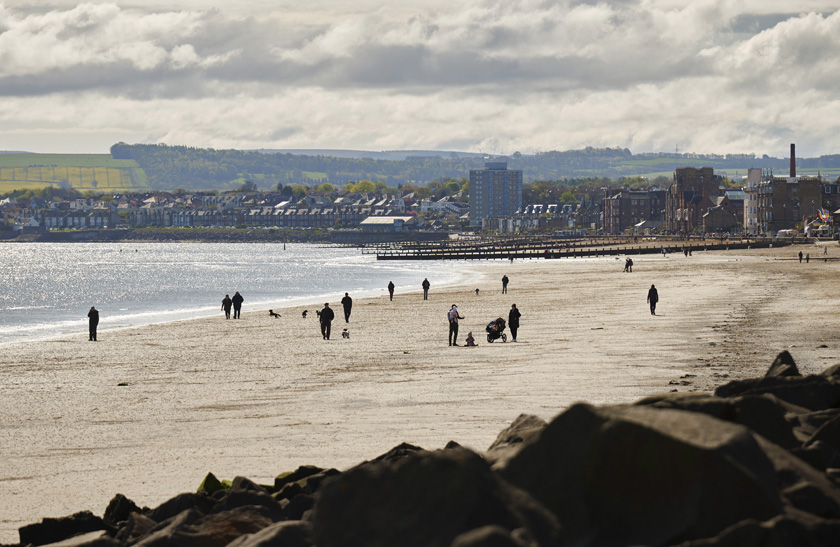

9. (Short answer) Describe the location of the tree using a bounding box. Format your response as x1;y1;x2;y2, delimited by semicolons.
239;180;258;193
316;182;335;193
352;180;375;193
560;191;579;203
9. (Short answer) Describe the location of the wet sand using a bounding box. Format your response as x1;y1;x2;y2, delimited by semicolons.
2;245;839;543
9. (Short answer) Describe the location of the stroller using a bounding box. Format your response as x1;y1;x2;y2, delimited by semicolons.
486;317;507;343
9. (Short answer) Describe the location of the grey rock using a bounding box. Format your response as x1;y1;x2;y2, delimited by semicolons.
485;414;548;466
312;447;561;547
19;511;111;547
450;525;524;547
766;351;800;378
146;492;214;523
498;403;784;547
715;375;840;411
36;530;119;546
133;506;274;547
102;494;141;526
226;520;313;547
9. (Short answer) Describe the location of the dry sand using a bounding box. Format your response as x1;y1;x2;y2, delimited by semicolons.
2;245;839;543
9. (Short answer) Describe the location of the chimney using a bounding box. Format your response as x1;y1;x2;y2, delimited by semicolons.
790;143;796;178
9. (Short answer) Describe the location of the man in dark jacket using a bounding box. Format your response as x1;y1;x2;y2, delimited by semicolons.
387;281;395;301
422;278;431;300
231;291;244;319
508;303;521;342
88;306;99;341
647;284;659;315
502;275;509;294
320;303;335;340
221;294;232;319
341;292;353;322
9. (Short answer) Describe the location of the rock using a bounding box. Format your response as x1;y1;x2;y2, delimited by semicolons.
450;525;524;547
497;403;784;546
211;489;284;521
805;412;840;452
197;472;225;494
370;442;426;463
284;494;316;521
230;476;270;493
790;409;840;443
132;506;275;547
819;364;840;379
114;512;156;544
790;441;840;472
637;393;800;450
485;414;548;466
102;494;141;526
674;512;840;546
272;481;304;502
766;351;800;377
19;511;112;547
36;530;119;546
146;493;214;523
714;375;840;411
226;520;314;547
312;447;561;547
273;466;325;492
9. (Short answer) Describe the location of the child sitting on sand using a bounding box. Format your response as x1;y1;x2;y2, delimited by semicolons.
465;332;476;346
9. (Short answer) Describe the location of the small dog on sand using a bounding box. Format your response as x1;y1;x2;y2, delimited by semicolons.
342;328;350;339
301;310;308;319
269;310;280;318
315;310;321;318
475;288;480;295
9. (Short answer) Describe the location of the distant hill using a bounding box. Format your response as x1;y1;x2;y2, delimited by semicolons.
2;144;839;194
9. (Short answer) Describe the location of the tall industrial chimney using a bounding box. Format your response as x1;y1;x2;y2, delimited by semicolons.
790;143;796;178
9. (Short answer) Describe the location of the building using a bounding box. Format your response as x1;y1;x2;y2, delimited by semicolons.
665;167;719;234
469;161;523;227
603;188;666;234
743;168;762;235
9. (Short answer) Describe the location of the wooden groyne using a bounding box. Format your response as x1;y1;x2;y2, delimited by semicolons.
370;237;794;260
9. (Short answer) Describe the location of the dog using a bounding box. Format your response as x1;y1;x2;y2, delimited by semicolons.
475;288;480;295
342;328;350;339
301;310;308;319
269;309;280;318
315;310;321;319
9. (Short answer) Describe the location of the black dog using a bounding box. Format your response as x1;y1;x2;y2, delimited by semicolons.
302;310;308;319
342;328;350;339
269;309;280;318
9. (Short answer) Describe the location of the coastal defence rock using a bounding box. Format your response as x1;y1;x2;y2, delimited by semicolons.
13;354;840;547
311;447;562;547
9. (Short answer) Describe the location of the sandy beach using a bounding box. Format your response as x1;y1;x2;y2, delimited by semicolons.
2;245;839;543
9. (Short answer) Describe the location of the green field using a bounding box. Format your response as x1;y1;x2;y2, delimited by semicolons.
0;153;149;192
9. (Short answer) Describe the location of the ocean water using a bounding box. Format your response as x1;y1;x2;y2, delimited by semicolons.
0;242;475;345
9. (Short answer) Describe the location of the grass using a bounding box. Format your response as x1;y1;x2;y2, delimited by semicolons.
0;153;149;192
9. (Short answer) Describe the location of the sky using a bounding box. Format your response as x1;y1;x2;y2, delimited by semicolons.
1;0;840;157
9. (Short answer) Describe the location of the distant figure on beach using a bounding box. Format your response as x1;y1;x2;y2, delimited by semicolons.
662;248;666;258
799;251;803;263
465;332;476;347
422;278;431;300
388;281;395;301
806;253;810;263
88;306;99;341
647;284;659;316
508;303;521;342
447;304;464;346
502;275;509;294
341;292;353;323
221;294;232;320
231;291;244;319
475;288;480;296
319;303;335;340
623;258;633;273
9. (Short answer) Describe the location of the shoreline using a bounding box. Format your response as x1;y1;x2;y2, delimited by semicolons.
3;245;839;543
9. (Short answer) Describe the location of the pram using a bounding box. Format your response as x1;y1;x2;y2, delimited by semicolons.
486;317;507;343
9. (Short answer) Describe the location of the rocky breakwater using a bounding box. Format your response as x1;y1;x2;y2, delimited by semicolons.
7;351;840;547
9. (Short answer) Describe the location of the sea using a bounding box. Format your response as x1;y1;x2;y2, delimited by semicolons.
0;242;477;345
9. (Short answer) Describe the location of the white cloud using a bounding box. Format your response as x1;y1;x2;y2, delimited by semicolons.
1;0;840;157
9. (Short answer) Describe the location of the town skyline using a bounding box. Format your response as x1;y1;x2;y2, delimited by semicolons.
2;1;840;156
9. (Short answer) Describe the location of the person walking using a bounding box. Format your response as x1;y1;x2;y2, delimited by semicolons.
422;278;430;300
88;306;99;341
806;252;810;263
508;303;521;342
799;251;803;263
341;292;353;323
319;303;335;340
447;304;464;346
231;291;244;319
387;281;395;301
647;284;659;316
502;275;509;294
221;294;232;319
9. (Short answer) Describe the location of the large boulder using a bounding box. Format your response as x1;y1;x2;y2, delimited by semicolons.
19;511;112;546
132;506;276;547
714;375;840;411
636;393;800;449
766;351;801;378
485;414;548;466
497;403;784;547
311;447;561;547
225;520;313;547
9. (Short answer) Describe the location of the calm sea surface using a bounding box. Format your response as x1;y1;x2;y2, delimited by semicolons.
0;242;475;345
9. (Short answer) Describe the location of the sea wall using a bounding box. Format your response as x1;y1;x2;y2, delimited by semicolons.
9;351;840;547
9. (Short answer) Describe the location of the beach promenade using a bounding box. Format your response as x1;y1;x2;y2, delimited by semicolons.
1;245;838;543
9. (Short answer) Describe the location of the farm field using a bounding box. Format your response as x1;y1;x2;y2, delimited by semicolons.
0;153;149;192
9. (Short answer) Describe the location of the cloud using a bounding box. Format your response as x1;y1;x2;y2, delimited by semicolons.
1;0;840;156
